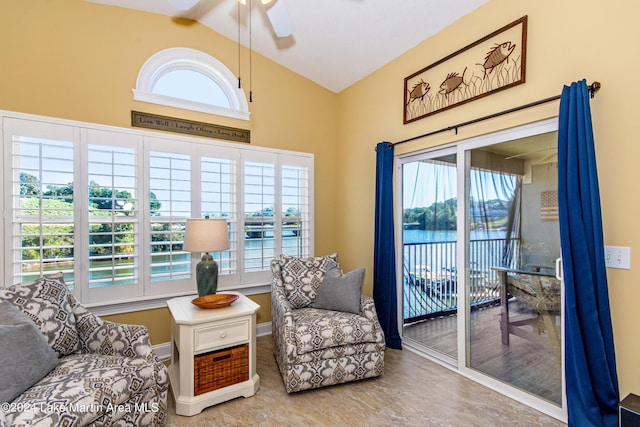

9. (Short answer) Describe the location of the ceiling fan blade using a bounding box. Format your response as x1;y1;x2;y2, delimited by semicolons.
265;0;294;37
168;0;200;11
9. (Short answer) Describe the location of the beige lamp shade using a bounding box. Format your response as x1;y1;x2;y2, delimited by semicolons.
183;218;230;253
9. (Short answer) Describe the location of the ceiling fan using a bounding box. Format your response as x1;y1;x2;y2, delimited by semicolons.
168;0;294;37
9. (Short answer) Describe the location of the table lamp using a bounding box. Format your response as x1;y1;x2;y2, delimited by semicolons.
183;217;229;296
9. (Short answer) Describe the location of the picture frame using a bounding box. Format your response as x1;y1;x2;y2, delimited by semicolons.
404;16;527;124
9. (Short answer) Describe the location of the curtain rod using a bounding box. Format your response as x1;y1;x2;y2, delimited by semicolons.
391;81;601;147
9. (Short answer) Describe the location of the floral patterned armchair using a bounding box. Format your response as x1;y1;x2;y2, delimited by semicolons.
271;254;385;393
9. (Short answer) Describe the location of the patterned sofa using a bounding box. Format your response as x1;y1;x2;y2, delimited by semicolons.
0;274;168;426
271;254;385;393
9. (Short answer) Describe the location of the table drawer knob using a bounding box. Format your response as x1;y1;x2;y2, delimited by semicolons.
220;332;227;338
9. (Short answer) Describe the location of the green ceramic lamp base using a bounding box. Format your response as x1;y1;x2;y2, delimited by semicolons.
196;253;219;296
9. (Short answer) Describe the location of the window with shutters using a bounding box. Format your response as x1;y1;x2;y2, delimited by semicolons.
9;129;75;287
2;113;313;308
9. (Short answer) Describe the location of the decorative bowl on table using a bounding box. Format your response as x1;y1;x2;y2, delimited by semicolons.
191;293;239;309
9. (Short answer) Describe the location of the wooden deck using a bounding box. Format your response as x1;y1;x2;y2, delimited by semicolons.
403;299;562;405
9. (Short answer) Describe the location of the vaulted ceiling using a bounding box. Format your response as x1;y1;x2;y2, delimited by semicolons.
86;0;488;93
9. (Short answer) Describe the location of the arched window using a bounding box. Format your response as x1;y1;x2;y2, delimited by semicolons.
133;47;250;121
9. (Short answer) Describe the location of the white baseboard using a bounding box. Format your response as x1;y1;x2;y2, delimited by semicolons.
256;321;272;337
154;342;172;361
154;321;272;361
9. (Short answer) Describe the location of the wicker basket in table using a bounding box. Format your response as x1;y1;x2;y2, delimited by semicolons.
194;344;249;396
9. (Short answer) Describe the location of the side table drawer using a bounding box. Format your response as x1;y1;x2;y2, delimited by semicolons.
194;319;249;353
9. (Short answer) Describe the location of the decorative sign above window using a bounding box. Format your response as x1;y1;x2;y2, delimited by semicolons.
404;16;527;124
131;111;250;143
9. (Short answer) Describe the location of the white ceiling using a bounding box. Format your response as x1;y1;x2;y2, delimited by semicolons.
86;0;488;93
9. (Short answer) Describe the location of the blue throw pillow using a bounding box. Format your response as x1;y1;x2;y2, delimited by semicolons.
313;267;364;314
0;301;59;403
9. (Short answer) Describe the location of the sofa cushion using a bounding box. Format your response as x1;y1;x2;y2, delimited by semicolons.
291;307;381;355
0;273;80;357
313;267;364;314
0;301;59;403
4;352;163;426
278;254;341;309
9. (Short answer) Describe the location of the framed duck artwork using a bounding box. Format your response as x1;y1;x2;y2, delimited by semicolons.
404;16;527;124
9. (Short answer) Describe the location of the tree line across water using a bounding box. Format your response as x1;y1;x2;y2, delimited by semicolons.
19;172;168;262
403;197;511;231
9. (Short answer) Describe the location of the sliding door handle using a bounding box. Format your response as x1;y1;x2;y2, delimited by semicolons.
555;257;563;281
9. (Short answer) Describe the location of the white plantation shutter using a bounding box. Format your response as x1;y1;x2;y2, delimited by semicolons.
87;143;138;289
2;112;313;307
200;150;237;281
149;150;192;282
281;159;312;258
8;122;76;287
243;159;276;274
81;129;142;303
240;152;314;285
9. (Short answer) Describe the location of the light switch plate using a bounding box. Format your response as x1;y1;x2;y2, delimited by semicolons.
604;246;631;269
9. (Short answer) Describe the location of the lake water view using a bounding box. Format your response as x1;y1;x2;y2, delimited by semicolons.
403;228;511;291
403;228;507;244
26;233;304;288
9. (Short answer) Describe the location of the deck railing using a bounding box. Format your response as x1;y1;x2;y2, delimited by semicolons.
403;238;518;323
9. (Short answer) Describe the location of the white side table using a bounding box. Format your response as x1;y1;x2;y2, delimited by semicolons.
167;292;260;416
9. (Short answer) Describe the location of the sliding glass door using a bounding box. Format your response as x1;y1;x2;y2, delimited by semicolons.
465;133;563;407
399;120;565;421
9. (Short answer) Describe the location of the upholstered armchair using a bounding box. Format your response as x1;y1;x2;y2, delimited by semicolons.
271;254;385;393
0;274;168;426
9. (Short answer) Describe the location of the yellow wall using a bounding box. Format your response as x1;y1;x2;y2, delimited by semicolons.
337;0;640;396
3;0;640;398
0;0;339;345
